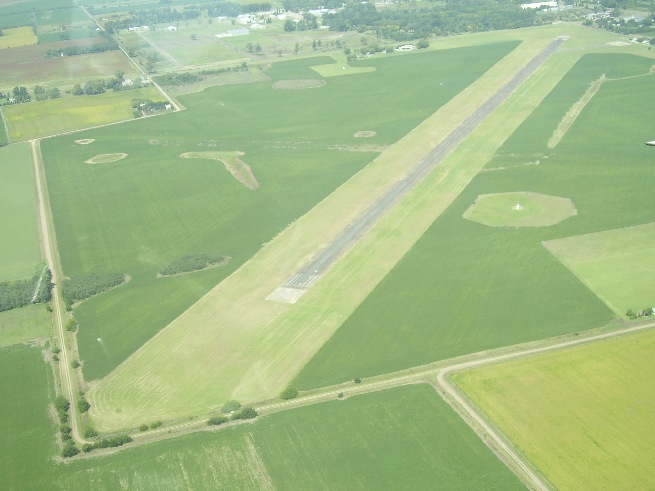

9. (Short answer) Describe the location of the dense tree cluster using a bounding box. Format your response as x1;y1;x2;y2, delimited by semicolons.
159;253;227;276
284;12;319;31
280;386;298;400
0;268;52;312
283;0;342;12
207;2;272;17
61;273;124;305
103;7;202;33
198;62;248;75
207;415;229;426
131;98;169;117
33;85;61;101
154;72;201;86
323;0;537;41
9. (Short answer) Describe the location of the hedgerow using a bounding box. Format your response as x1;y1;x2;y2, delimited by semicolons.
159;254;227;276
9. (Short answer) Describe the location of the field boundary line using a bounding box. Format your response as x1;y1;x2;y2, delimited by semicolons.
31;138;90;445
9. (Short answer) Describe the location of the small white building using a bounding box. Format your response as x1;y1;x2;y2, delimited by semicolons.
520;1;557;8
167;25;177;31
395;44;416;51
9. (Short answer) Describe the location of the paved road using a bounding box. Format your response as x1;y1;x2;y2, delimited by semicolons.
282;37;565;291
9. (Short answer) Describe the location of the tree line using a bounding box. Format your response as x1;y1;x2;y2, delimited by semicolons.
44;38;119;59
0;268;52;312
323;0;538;41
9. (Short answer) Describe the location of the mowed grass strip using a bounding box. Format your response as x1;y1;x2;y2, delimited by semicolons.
0;142;42;281
544;222;655;316
453;329;655;490
89;33;571;431
3;87;162;140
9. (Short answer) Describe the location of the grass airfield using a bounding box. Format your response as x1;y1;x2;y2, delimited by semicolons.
3;18;655;489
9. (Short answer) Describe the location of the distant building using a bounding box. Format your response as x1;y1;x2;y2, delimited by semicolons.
395;44;416;51
521;1;557;8
167;26;177;31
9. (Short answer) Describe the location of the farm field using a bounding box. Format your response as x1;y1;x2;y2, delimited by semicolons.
0;26;37;49
0;45;136;88
544;222;655;317
0;142;42;281
0;305;51;348
4;369;523;490
453;328;655;490
0;345;56;489
295;50;655;389
3;87;162;140
40;41;517;389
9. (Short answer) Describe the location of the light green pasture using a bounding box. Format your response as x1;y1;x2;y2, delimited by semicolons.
0;142;41;281
3;87;162;140
463;191;576;227
454;329;655;490
544;222;655;316
0;304;51;348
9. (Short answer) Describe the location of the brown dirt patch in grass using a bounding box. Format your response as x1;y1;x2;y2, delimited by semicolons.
181;151;259;190
272;79;326;90
353;131;377;138
75;139;95;145
85;153;127;164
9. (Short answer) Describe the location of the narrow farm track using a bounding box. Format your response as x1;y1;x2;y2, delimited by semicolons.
31;139;90;445
118;321;655;490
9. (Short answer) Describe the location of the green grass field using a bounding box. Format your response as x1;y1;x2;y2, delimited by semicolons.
544;222;655;316
0;304;51;348
40;42;516;393
0;142;42;281
295;51;655;389
3;87;163;141
453;329;655;490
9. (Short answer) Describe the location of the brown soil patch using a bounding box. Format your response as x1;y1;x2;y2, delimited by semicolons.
181;151;259;190
353;131;377;138
272;79;326;90
75;139;95;145
85;153;128;164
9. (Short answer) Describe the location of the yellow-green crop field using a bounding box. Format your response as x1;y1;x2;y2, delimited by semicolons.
0;26;37;49
3;87;162;140
544;222;655;316
453;329;655;490
0;304;50;348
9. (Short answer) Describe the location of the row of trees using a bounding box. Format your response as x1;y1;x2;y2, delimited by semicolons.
0;268;52;312
71;72;147;96
158;253;227;276
44;39;119;59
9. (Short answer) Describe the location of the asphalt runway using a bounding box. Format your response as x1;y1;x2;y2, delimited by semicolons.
278;37;565;294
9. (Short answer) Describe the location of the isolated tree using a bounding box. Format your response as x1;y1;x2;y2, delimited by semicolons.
280;386;298;400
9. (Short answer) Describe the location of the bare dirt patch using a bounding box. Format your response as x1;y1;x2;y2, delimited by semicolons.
607;41;630;46
354;131;377;138
272;79;326;90
85;153;128;164
330;144;388;153
75;139;95;145
181;151;259;190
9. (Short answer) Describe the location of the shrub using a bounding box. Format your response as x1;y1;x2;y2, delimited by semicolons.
83;427;98;438
92;435;133;449
221;400;241;413
150;421;163;429
82;443;94;453
337;392;344;399
55;396;70;413
207;416;229;426
231;407;258;421
77;398;91;413
354;377;361;384
139;423;149;432
71;360;81;369
280;386;298;400
61;443;79;458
